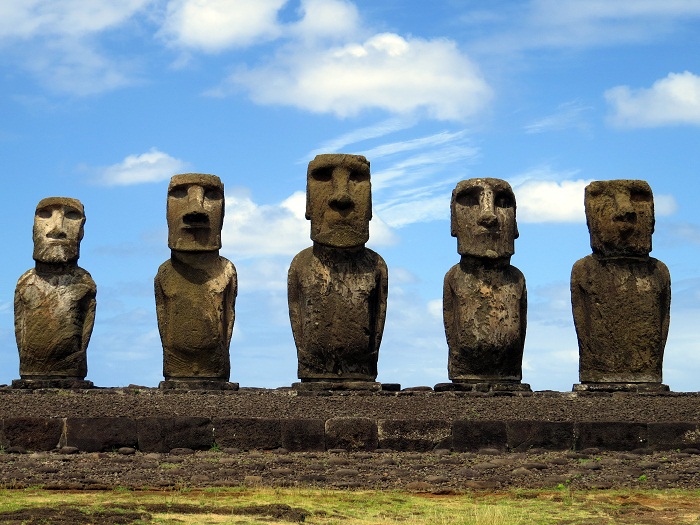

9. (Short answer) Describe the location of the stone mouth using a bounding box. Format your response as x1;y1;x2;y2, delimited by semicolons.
182;212;210;228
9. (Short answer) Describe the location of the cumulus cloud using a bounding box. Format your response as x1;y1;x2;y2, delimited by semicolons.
158;0;286;52
97;148;190;186
222;189;396;260
227;32;491;121
605;71;700;127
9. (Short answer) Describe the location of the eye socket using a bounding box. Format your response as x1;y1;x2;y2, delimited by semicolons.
36;209;52;219
169;186;188;199
349;169;369;183
204;187;223;200
494;191;514;208
630;188;652;203
310;167;332;182
64;210;83;220
456;189;480;207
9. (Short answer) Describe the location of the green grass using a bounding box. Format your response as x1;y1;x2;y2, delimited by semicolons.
0;487;699;524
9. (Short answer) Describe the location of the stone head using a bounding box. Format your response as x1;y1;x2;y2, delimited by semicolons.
167;173;224;252
451;178;518;259
33;197;85;264
585;179;654;257
306;154;372;248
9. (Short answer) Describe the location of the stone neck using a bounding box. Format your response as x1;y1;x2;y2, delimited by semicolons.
34;261;78;274
459;254;511;271
312;242;365;261
171;250;220;269
591;252;650;264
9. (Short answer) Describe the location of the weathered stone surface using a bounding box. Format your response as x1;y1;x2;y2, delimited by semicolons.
155;174;237;383
213;418;282;450
280;419;326;452
378;420;452;451
452;420;507;452
325;417;378;451
575;421;647;451
136;417;213;452
572;180;670;385
14;197;96;382
65;417;137;452
443;179;527;384
647;422;700;450
2;418;63;451
288;155;387;382
507;421;574;451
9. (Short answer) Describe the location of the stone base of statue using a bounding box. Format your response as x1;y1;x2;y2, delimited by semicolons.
434;381;531;393
12;378;94;390
573;382;670;393
293;381;397;392
159;379;239;391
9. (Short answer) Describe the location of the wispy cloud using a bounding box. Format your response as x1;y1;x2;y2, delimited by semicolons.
605;71;700;127
524;100;592;134
94;148;191;186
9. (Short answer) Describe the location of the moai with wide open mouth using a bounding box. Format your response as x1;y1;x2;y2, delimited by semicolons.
571;179;671;392
155;173;238;390
13;197;96;389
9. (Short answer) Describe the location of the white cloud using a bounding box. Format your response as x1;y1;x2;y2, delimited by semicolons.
515;179;590;223
158;0;286;52
289;0;360;44
229;32;492;121
605;71;700;127
222;189;397;260
97;148;191;186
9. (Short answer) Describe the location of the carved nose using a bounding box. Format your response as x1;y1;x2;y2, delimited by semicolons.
329;192;354;212
46;227;67;239
614;211;637;223
478;210;498;227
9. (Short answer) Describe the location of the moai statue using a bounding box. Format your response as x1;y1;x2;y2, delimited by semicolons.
571;180;671;392
13;197;96;389
436;178;529;392
155;173;238;390
288;154;389;391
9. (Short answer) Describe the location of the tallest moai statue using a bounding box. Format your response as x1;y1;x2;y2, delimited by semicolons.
288;154;388;390
571;180;671;392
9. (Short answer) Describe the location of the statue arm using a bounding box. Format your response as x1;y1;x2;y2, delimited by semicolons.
287;257;304;351
80;280;97;355
520;280;528;349
154;271;167;347
570;259;586;339
659;262;671;350
442;270;454;350
13;280;24;352
225;265;237;349
373;258;389;351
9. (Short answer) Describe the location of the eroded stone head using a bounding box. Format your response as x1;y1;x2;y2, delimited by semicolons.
585;179;654;257
32;197;85;264
451;178;518;259
306;154;372;248
167;173;224;252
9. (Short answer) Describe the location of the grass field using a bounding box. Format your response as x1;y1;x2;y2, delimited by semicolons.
1;487;700;524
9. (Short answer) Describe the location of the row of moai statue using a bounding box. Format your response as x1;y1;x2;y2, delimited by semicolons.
11;154;671;393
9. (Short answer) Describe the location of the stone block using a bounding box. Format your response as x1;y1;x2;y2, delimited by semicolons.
452;420;507;452
65;417;137;452
213;418;281;450
378;420;452;451
281;419;325;452
325;417;378;451
2;418;63;451
507;421;574;451
647;422;700;450
137;417;212;453
575;421;647;451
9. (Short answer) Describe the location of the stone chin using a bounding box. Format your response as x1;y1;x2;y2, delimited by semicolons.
168;228;221;252
33;244;79;264
457;237;514;260
311;223;369;249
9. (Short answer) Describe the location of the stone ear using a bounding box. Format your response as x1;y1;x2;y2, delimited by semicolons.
450;194;457;237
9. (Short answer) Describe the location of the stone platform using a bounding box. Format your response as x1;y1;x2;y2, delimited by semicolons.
1;387;699;454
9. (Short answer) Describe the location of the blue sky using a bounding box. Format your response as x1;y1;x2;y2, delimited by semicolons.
1;0;700;391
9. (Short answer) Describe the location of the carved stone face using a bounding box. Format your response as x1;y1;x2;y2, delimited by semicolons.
306;154;372;248
585;179;654;257
167;173;224;252
32;197;85;264
451;178;518;259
